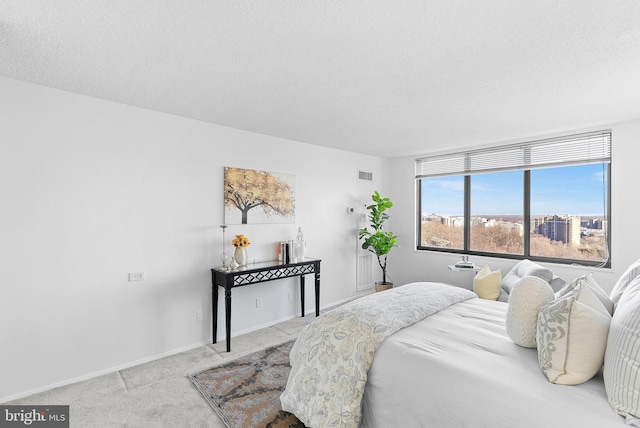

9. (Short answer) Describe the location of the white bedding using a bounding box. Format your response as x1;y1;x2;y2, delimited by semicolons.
281;283;475;427
361;298;625;427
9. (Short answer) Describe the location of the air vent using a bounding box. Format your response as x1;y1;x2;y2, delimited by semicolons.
358;170;373;181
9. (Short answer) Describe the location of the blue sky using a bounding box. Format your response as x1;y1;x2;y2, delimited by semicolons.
421;164;608;217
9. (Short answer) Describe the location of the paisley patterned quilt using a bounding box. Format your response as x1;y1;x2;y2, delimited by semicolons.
280;282;476;427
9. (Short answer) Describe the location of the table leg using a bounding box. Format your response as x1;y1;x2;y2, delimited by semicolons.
212;281;218;344
315;270;320;317
299;275;305;317
225;288;232;352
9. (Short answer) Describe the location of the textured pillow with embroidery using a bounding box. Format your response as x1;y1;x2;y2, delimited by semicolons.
506;276;555;348
537;282;611;385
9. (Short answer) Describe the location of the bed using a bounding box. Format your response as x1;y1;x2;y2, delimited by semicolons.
280;259;640;428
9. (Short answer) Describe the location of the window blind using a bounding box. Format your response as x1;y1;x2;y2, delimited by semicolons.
415;130;611;178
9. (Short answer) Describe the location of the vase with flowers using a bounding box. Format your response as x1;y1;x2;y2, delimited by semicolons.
232;234;251;267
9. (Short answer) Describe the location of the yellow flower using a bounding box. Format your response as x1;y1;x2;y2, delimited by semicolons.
232;234;251;248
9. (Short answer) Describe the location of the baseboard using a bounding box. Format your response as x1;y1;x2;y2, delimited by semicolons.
0;339;211;404
1;295;364;404
225;294;361;338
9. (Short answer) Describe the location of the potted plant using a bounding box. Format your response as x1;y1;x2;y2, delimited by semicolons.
359;191;398;291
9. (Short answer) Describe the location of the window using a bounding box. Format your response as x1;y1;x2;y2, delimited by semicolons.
416;130;611;267
420;176;465;250
470;171;524;255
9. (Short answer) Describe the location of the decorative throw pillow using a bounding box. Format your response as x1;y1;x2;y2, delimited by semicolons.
537;283;611;385
506;276;555;348
609;258;640;308
604;275;640;425
556;272;613;315
473;265;502;300
502;259;554;295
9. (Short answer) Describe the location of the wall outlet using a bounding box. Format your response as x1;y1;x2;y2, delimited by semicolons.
128;272;145;282
195;310;203;323
256;298;263;308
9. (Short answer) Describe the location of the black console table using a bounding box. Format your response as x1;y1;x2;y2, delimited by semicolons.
211;258;321;352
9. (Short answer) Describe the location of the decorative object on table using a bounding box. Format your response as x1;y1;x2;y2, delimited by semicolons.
288;239;294;262
455;255;475;269
229;257;239;270
190;340;304;428
234;248;248;267
277;242;284;262
232;234;250;267
219;224;229;270
293;227;306;261
224;167;295;225
279;241;291;264
359;191;398;292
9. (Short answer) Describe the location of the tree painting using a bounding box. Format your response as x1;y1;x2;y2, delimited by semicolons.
224;167;295;224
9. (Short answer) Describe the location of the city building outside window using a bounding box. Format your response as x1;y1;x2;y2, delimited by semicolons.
416;131;611;267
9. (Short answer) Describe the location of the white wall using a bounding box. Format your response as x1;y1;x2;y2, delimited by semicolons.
0;77;388;401
4;74;637;403
387;119;640;295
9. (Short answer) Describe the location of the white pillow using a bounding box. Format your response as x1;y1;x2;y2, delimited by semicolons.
537;283;611;385
557;272;613;315
604;275;640;425
506;276;555;348
473;265;502;300
610;258;640;308
502;259;554;295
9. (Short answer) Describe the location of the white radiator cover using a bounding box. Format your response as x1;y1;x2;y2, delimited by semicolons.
356;212;374;291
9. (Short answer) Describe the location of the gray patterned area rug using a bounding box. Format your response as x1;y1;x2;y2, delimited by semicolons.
190;340;304;428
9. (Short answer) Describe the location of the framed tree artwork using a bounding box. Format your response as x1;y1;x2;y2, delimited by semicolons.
224;167;295;224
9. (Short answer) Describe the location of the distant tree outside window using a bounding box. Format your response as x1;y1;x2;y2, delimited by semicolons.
418;163;610;266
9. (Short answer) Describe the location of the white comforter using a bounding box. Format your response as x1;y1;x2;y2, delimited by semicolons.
280;282;476;428
361;298;625;427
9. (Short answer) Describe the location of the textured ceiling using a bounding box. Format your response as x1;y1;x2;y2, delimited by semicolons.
2;1;640;158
